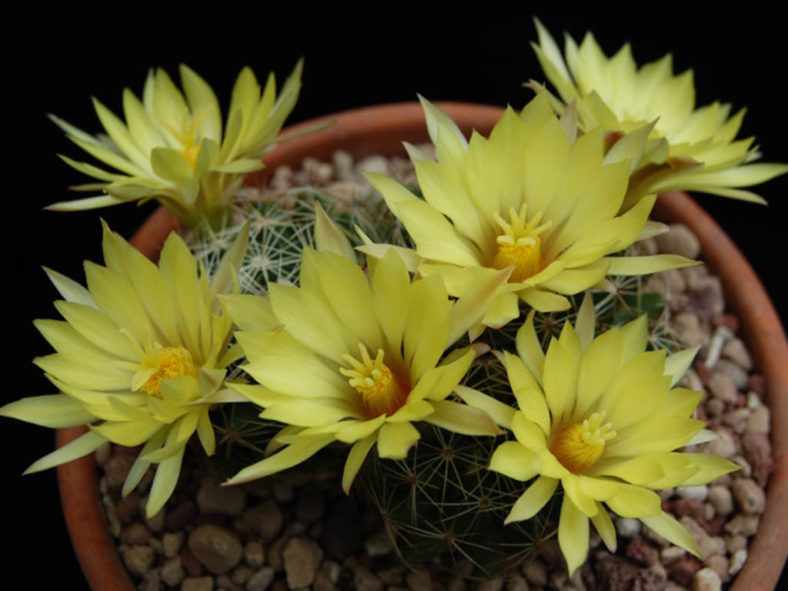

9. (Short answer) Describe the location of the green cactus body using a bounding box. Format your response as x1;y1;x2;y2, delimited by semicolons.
185;176;678;575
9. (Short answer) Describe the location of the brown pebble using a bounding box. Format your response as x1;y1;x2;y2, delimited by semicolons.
697;516;725;536
694;363;711;385
668;555;701;586
181;548;204;577
105;454;136;490
115;492;141;523
741;431;773;487
672;499;702;519
182;577;214;591
121;522;152;545
625;537;658;567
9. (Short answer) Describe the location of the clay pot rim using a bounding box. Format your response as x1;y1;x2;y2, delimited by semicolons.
55;102;788;590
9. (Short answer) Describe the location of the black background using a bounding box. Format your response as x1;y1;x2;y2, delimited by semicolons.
2;2;786;587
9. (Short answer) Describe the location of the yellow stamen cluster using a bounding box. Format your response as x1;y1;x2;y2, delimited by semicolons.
181;144;202;170
340;344;409;418
550;411;616;474
141;346;198;397
491;204;552;282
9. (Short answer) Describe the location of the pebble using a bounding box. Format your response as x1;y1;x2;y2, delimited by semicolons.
353;565;383;591
616;517;642;538
161;556;185;586
723;515;759;537
182;576;215;591
704;555;729;583
661;546;686;565
105;454;135;490
655;224;701;259
197;477;247;517
162;531;184;558
747;406;770;433
673;313;706;347
725;535;747;554
506;573;529;591
121;522;152;545
522;559;548;586
707;372;737;403
700;429;737;459
115;492;141;523
721;339;752;370
676;486;708;503
314;569;338;591
721;408;750;433
121;544;156;577
713;359;749;390
705;398;724;418
232;565;253;586
669;555;702;586
730;478;766;514
364;529;393;557
283;537;321;588
243;500;283;542
679;517;725;557
706;487;733;516
625;536;658;566
741;431;773;486
245;567;275;591
728;549;747;576
478;576;504;591
243;541;265;568
188;524;243;575
146;506;166;533
691;567;721;591
356;155;389;176
688;276;724;317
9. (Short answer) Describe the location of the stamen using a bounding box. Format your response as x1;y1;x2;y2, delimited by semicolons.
340;344;409;418
139;345;198;397
549;411;616;474
491;204;552;282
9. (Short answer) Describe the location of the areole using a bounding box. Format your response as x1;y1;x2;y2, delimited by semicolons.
55;102;788;590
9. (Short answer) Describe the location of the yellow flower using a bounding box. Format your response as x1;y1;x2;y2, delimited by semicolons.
48;61;303;227
531;20;788;208
222;247;508;492
469;298;737;575
364;94;695;331
0;222;244;517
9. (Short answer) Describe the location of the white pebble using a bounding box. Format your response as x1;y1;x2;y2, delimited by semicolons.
676;485;708;502
729;548;747;575
616;517;641;538
693;567;721;591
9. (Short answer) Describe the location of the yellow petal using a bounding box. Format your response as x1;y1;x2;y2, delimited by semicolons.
376;422;420;459
558;495;590;577
342;435;376;493
505;475;558;523
489;441;540;481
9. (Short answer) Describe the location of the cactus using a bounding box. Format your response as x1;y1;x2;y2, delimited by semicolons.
185;164;680;575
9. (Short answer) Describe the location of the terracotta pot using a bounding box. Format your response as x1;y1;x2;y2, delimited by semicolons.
56;102;787;590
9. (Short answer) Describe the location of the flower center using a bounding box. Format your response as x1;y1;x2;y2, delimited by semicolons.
141;346;198;397
180;143;201;170
491;204;552;282
549;412;616;474
340;344;409;418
